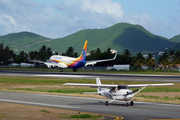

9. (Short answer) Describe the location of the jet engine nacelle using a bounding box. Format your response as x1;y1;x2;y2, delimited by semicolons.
47;65;55;69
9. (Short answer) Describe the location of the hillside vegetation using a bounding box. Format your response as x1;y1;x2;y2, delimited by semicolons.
0;23;176;54
0;32;51;52
164;35;180;52
170;34;180;43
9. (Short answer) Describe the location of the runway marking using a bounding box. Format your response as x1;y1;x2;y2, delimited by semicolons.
116;74;180;77
135;101;180;107
0;99;80;108
150;118;180;120
36;94;107;101
34;74;93;78
130;105;180;113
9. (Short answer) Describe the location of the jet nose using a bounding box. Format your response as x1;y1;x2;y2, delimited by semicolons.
50;56;54;60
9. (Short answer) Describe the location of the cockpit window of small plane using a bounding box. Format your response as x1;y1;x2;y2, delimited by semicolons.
118;85;128;90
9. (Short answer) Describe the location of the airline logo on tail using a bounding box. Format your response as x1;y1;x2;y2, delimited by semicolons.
82;49;86;58
78;40;87;61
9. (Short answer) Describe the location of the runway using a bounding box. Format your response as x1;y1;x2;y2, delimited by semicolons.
0;70;180;119
0;70;180;83
0;91;180;120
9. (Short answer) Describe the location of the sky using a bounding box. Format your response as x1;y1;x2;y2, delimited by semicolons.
0;0;180;39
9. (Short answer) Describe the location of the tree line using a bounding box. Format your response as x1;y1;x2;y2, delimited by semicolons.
0;42;180;70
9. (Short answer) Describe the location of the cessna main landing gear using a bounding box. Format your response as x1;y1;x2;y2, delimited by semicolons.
126;101;134;106
105;101;109;106
105;100;134;106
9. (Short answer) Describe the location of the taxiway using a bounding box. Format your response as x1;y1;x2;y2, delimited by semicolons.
0;70;180;83
0;91;180;120
0;70;180;119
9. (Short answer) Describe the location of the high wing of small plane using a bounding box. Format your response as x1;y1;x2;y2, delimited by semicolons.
64;78;174;106
29;40;117;72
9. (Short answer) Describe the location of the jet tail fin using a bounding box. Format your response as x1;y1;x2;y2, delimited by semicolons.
77;40;88;61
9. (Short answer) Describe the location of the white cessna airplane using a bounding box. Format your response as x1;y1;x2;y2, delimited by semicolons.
64;78;174;106
30;40;117;72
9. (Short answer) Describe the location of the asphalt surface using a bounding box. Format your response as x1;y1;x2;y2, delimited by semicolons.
0;70;180;83
0;91;180;120
0;70;180;120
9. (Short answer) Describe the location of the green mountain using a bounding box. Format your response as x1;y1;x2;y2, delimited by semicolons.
0;23;176;54
170;34;180;43
167;42;180;52
49;23;175;54
0;31;51;52
165;34;180;52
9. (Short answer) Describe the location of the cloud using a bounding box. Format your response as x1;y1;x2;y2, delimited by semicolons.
0;0;40;35
0;0;179;39
124;11;180;38
126;13;160;34
54;0;124;33
81;0;124;19
0;0;125;38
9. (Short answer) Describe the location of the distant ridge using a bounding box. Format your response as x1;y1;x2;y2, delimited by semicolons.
0;31;51;52
170;34;180;43
0;23;177;54
49;23;175;54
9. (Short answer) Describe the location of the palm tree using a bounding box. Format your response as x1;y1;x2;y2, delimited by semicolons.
131;52;145;70
123;49;131;57
174;50;180;64
106;48;111;53
158;52;170;70
146;53;156;68
122;49;132;64
90;50;95;55
95;48;101;54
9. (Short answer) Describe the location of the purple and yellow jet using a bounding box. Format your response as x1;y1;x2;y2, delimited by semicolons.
31;40;117;72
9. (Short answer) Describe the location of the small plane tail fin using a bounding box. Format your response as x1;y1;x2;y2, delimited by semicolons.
77;40;88;61
96;77;101;85
96;77;102;93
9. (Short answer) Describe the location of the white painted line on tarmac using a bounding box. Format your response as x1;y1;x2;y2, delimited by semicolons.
34;74;93;78
0;99;80;108
135;101;180;107
36;94;106;101
116;74;180;77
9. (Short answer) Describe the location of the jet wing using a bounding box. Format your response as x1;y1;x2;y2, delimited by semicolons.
30;59;68;68
127;83;174;88
85;53;117;66
29;60;44;64
63;83;118;88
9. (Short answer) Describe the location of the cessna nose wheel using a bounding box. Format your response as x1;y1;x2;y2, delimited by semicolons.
130;101;134;106
105;101;109;106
